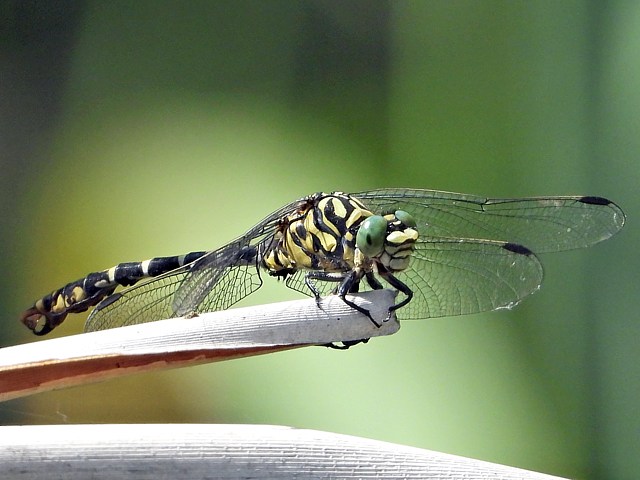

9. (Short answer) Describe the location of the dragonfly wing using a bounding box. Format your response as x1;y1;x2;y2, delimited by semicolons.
85;264;193;331
85;246;263;332
389;238;543;319
283;237;543;321
170;242;262;316
85;198;305;332
355;188;625;252
284;270;343;298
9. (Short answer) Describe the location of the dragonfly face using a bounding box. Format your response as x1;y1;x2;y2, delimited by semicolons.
355;211;419;273
21;189;625;336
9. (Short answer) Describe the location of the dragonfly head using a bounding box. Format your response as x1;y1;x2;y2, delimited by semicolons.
356;210;419;272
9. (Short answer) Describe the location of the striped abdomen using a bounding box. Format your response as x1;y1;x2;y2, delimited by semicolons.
21;252;206;335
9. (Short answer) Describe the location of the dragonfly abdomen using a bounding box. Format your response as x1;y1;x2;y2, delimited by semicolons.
21;251;207;335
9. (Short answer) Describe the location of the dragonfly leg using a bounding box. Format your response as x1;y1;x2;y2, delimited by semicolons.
378;269;413;319
303;270;380;327
364;271;384;290
323;338;370;349
335;271;381;327
304;271;346;305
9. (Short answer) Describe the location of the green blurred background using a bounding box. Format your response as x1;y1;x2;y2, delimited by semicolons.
1;1;638;479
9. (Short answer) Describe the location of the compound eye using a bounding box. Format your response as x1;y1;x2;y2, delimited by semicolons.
395;210;416;228
356;215;387;257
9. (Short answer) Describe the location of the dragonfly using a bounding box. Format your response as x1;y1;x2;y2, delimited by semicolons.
21;188;625;336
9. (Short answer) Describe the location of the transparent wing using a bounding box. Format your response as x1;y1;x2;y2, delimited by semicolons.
84;196;308;332
355;188;625;252
284;238;543;320
284;269;342;298
391;239;543;319
84;256;262;332
85;264;194;331
170;243;261;317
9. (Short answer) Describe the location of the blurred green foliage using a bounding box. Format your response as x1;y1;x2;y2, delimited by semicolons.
1;1;638;479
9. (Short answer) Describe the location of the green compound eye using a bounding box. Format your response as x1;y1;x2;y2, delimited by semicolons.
356;215;387;257
395;210;416;228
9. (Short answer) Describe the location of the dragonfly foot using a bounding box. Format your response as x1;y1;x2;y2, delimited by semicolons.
323;338;369;349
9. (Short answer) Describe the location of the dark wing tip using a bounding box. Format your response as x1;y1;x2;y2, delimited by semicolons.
503;242;534;256
579;196;626;231
578;196;612;206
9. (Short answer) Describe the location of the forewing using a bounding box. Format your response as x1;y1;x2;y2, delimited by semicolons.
355;188;625;252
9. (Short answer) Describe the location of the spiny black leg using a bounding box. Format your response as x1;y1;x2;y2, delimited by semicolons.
304;273;324;306
378;270;413;318
336;271;381;327
304;270;381;327
323;338;370;349
365;271;384;290
305;271;347;306
340;295;380;327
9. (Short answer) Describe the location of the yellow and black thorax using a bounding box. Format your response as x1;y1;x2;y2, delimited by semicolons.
261;192;373;273
261;191;419;276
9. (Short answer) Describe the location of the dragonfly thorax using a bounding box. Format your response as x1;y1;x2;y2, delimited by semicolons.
261;192;374;274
